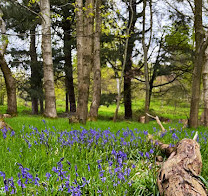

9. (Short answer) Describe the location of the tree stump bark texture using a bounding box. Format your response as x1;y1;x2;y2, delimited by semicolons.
157;139;207;196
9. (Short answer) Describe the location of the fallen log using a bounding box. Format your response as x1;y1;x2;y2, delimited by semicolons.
145;114;207;195
157;136;207;195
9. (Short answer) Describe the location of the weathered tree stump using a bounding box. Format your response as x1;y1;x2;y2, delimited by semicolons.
157;138;207;196
145;114;207;195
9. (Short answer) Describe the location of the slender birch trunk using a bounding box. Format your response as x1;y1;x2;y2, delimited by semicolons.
40;0;57;118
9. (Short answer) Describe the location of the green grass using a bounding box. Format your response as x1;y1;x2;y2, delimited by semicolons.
0;99;208;195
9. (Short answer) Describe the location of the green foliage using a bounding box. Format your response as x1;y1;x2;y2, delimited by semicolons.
164;23;192;51
100;93;117;107
0;113;208;195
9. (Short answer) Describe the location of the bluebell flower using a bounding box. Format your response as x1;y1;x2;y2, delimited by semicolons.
139;151;143;157
46;173;51;180
108;161;113;167
145;152;150;159
34;175;40;186
128;180;133;186
117;172;125;181
101;177;106;182
17;179;26;188
10;130;15;137
97;189;102;193
143;130;148;135
82;177;86;182
4;179;9;192
172;133;179;140
99;170;104;178
0;171;5;179
160;132;166;138
87;164;90;172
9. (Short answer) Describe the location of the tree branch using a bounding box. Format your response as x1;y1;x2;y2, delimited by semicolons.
153;73;184;88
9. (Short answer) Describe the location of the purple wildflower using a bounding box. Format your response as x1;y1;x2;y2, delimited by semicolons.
46;173;51;180
143;130;148;135
145;152;150;159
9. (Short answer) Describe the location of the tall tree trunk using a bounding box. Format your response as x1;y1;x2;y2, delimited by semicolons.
0;9;17;115
124;0;137;120
142;0;152;123
39;98;44;114
202;46;208;126
189;0;204;128
113;0;134;122
63;27;76;113
142;0;150;123
144;48;150;123
0;57;17;115
76;0;94;124
0;72;4;105
124;61;132;119
89;0;101;120
76;0;84;120
30;27;39;115
65;92;69;112
40;0;57;118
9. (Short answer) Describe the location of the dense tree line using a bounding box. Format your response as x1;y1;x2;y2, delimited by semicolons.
0;0;208;127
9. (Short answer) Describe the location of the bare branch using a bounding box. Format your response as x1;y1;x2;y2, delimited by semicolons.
193;131;198;141
146;113;166;133
153;72;184;88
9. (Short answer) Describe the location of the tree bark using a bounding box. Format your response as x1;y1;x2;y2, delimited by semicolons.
142;0;150;123
88;0;101;120
0;57;17;115
202;46;208;126
146;116;207;195
40;0;57;118
76;0;84;120
65;92;69;113
30;29;38;115
124;0;137;120
39;98;44;114
30;27;43;115
189;0;204;128
63;27;76;113
0;9;17;115
76;0;94;124
157;138;207;196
